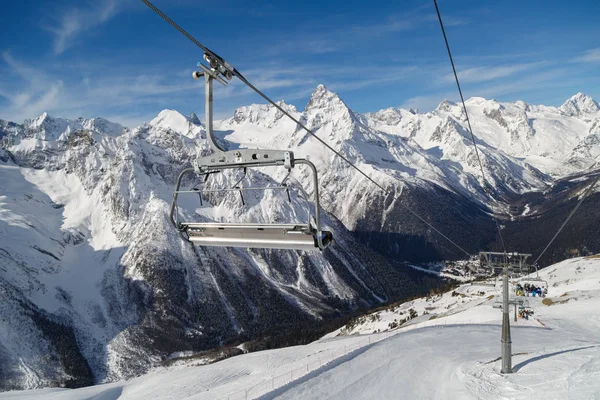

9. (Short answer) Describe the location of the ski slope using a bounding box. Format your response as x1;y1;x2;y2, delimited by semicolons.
2;256;599;399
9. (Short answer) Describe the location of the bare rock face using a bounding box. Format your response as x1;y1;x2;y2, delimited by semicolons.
560;93;600;117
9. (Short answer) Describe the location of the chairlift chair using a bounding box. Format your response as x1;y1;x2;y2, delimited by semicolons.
517;300;534;319
516;266;548;297
518;278;548;289
169;56;333;251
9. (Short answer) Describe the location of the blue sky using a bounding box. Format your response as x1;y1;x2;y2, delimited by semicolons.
1;0;599;128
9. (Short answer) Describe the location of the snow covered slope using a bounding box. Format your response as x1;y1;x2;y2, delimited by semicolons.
4;256;599;399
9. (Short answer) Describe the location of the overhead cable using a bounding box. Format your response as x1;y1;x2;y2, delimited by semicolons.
433;0;507;255
141;0;472;258
141;0;385;192
531;175;600;266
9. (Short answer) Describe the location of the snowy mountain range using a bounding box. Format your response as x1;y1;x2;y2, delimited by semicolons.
1;86;599;391
215;86;600;259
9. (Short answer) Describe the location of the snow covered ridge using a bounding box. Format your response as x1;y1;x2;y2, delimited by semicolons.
20;112;127;141
4;256;599;399
363;92;600;177
216;88;600;222
221;88;600;178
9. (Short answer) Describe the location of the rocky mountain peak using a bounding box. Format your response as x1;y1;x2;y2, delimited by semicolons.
231;101;298;127
27;112;50;128
23;113;76;141
149;109;202;139
560;92;599;116
305;84;346;112
435;99;456;113
369;107;404;125
81;117;126;136
189;112;201;125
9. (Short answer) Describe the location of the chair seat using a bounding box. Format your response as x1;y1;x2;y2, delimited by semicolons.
181;223;333;251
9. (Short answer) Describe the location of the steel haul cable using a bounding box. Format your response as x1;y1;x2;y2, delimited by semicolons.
141;0;383;192
531;174;600;266
435;0;600;266
433;0;507;256
141;0;472;258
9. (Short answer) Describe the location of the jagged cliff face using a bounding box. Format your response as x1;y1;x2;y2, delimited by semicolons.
0;88;599;390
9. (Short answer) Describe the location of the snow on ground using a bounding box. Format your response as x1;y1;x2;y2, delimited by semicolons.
2;256;599;399
21;167;122;250
272;325;600;400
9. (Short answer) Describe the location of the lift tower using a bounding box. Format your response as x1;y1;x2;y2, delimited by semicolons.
479;252;532;374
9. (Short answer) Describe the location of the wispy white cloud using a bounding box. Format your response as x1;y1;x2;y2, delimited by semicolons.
45;0;119;55
351;17;416;37
0;50;422;126
0;52;199;125
264;7;469;56
399;67;577;112
0;43;582;130
422;13;468;27
573;48;600;63
350;8;469;38
263;37;344;56
1;51;38;80
0;52;65;122
441;62;547;84
326;66;418;92
466;68;576;100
